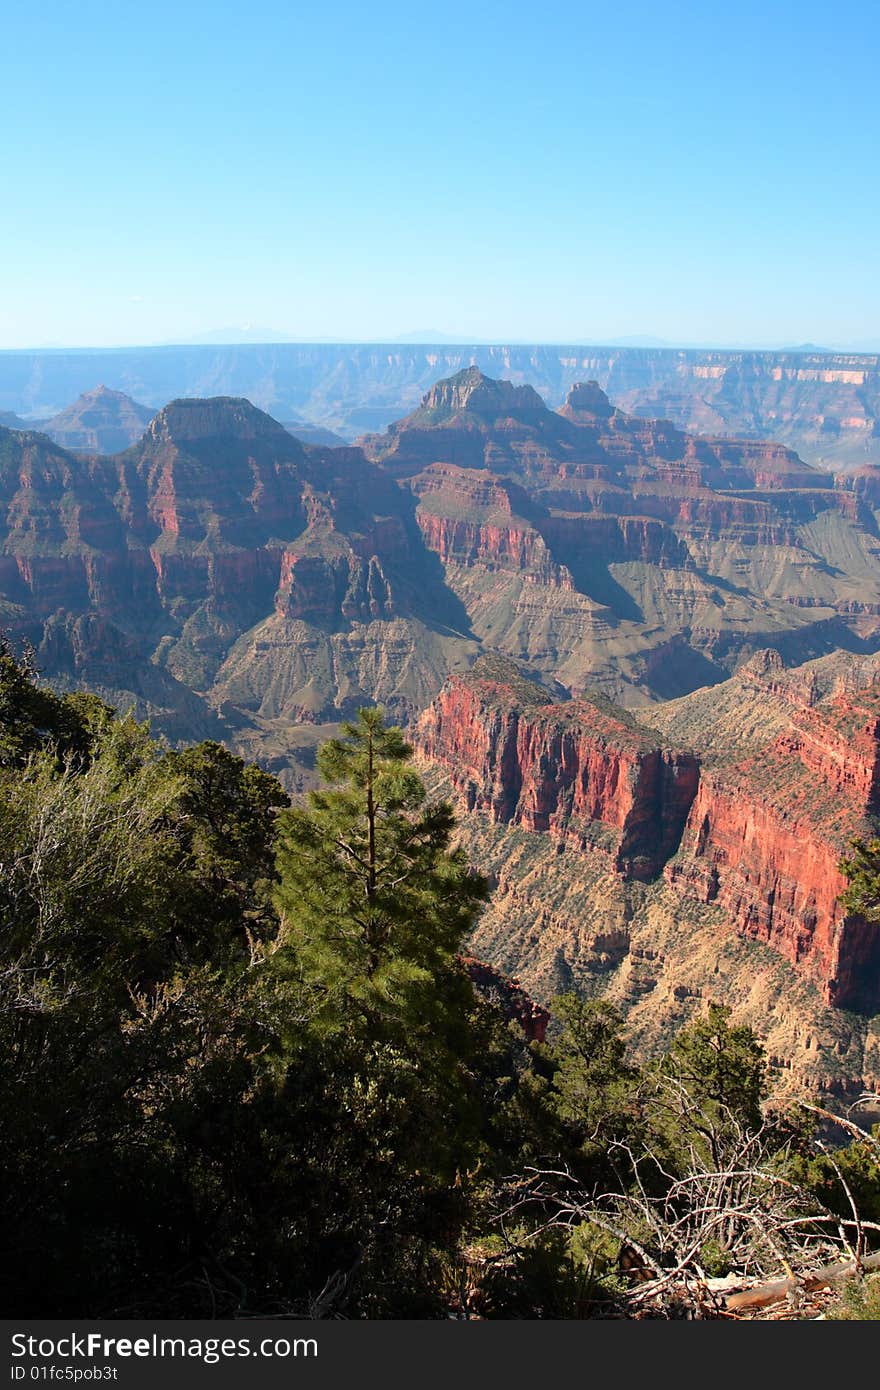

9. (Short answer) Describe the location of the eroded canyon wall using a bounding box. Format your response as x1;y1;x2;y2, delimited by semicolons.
417;658;880;1014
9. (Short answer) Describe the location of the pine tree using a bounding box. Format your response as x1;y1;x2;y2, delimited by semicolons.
274;706;488;1044
272;709;499;1308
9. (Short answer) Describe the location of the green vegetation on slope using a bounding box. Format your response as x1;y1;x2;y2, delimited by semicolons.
1;640;878;1319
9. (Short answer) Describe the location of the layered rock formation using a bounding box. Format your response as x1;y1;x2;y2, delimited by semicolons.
363;369;880;707
5;367;880;780
3;371;880;1086
655;656;880;1013
836;465;880;510
665;712;878;1007
418;657;699;879
0;399;476;779
416;654;880;1089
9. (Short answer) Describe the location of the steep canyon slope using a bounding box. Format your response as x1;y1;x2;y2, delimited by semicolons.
363;368;880;708
416;653;880;1095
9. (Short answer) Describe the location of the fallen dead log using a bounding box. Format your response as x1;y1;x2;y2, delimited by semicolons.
723;1249;880;1312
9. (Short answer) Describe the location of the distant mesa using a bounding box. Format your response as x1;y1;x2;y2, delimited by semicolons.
145;395;293;446
41;385;155;454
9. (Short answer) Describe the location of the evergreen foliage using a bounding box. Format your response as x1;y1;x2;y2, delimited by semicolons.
840;836;880;923
0;655;530;1315
274;707;487;1044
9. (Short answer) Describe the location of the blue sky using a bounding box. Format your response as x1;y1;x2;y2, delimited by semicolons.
2;0;878;348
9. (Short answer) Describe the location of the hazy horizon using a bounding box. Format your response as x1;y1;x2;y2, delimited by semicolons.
3;331;880;356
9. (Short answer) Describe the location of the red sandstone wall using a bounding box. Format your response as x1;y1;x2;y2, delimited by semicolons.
417;676;699;880
418;674;880;1011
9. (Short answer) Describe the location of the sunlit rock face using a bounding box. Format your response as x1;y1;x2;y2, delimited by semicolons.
417;654;880;1017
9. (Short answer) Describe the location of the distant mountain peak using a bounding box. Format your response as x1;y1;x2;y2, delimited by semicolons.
41;385;155;455
85;383;125;399
56;383;147;411
417;367;547;422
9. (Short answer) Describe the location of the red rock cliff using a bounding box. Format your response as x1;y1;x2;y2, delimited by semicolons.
417;662;699;881
419;661;880;1012
666;686;880;1010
